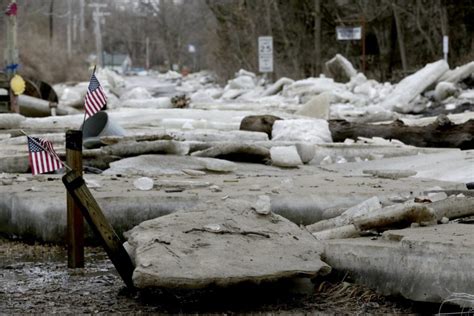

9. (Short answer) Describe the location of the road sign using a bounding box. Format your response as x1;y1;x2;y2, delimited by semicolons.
258;36;273;73
336;26;362;40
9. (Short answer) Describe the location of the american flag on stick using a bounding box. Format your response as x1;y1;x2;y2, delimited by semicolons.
27;136;64;175
84;69;107;119
5;2;17;16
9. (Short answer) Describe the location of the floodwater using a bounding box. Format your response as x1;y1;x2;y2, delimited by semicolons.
0;237;445;314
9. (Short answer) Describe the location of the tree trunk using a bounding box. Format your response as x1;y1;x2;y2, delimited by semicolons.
313;0;321;76
329;117;474;149
392;3;407;72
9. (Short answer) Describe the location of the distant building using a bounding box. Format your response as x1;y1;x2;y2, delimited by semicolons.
103;53;132;74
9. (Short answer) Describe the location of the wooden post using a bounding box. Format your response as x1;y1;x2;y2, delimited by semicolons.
66;130;84;268
5;0;19;113
62;171;135;288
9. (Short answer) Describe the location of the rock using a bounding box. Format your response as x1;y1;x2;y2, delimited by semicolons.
272;119;332;144
440;216;449;224
253;195;271;215
295;92;330;119
124;198;331;289
434;82;460;101
325;54;357;82
261;77;294;96
270;146;303;167
133;177;154;191
240;115;283;139
381;60;449;113
209;184;222;192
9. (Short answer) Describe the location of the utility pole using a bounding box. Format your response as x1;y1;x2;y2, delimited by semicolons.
88;3;109;68
49;0;54;44
79;0;85;43
73;14;77;42
67;0;72;59
4;0;19;113
145;37;150;70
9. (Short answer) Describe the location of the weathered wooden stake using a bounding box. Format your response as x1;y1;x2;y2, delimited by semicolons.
62;171;135;288
66;130;84;268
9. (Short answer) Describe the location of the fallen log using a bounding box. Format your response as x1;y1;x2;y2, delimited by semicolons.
329;115;474;149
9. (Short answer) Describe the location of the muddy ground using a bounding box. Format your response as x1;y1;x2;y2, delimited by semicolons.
0;237;456;314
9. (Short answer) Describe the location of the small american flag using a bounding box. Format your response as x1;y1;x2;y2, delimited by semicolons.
5;2;17;16
84;73;107;119
27;136;64;175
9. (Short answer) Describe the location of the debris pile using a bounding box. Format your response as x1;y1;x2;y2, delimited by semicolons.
1;55;473;308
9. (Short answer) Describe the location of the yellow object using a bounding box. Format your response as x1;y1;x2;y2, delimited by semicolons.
10;74;25;95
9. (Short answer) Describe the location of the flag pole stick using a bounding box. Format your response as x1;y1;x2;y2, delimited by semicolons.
81;65;97;132
20;129;72;172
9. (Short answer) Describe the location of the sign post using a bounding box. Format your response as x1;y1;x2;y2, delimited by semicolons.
336;26;362;40
443;35;449;63
335;17;366;72
258;36;273;74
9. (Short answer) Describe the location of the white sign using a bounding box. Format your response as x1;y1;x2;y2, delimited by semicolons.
188;44;196;53
336;26;362;40
258;36;273;73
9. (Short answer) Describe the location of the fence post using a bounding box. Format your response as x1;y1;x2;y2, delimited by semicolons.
66;130;84;268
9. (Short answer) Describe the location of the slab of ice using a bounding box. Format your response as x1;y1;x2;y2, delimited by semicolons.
119;97;172;109
324;150;474;183
438;61;474;83
282;77;345;98
434;82;460;101
227;76;255;90
325;54;357;82
120;87;152;100
261;77;294;96
270;146;303;167
195;157;237;172
133;177;154;191
380;60;449;113
459;89;474;100
124;198;331;289
0;114;26;129
295;93;330;119
272;119;332;143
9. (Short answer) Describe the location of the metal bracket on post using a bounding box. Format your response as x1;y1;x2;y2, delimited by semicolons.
66;130;84;268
